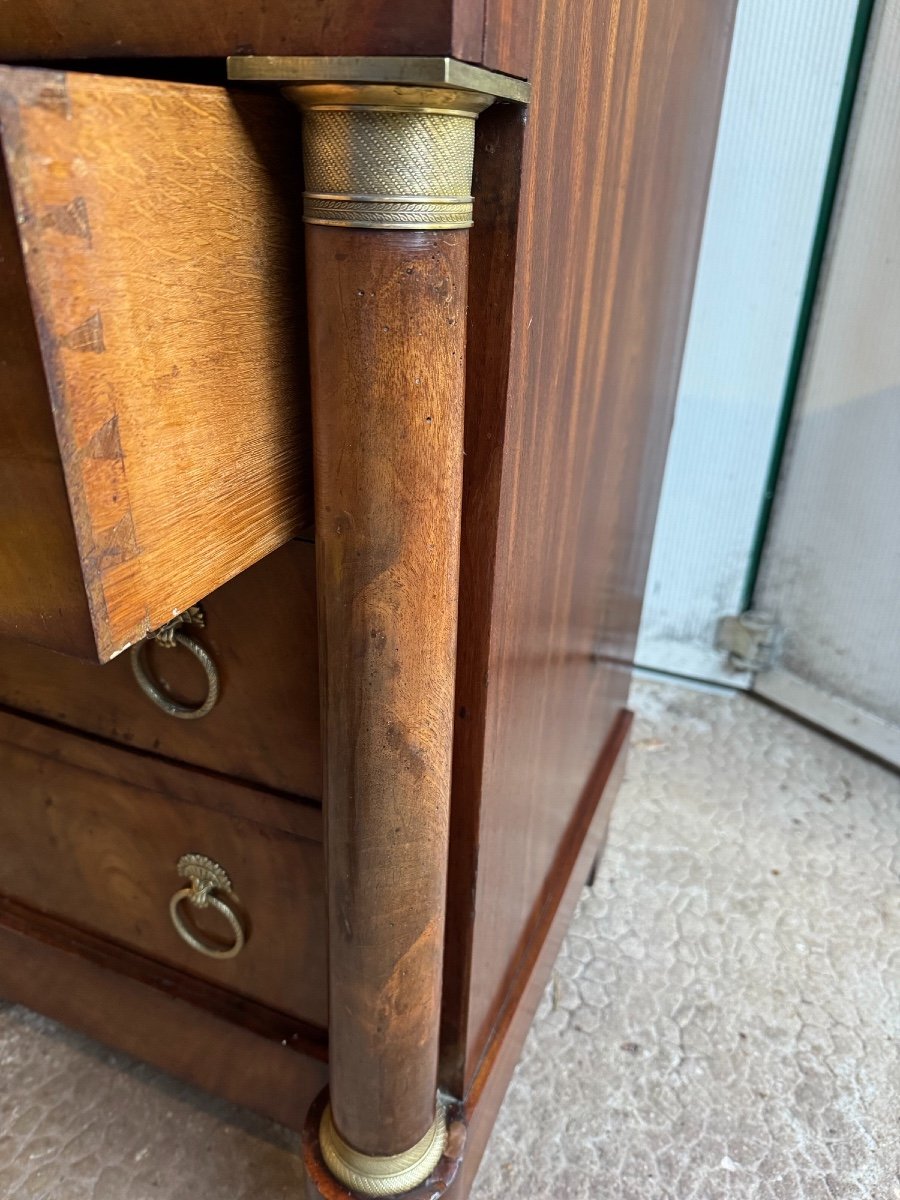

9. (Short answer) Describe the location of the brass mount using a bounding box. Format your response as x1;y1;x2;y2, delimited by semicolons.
227;56;530;231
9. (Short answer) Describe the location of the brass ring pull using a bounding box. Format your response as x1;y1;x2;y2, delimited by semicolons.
130;606;219;720
169;853;245;960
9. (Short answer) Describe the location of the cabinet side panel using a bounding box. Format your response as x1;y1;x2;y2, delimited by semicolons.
462;0;736;1082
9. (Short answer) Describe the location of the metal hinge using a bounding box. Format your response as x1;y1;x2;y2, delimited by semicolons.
715;611;782;673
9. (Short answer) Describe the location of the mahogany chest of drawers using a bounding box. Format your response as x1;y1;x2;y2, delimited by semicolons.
0;3;735;1196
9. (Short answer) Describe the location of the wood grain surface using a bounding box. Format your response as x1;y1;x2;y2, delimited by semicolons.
0;0;487;66
443;0;737;1091
307;227;467;1157
481;0;535;81
0;67;313;661
0;540;322;799
0;708;328;1026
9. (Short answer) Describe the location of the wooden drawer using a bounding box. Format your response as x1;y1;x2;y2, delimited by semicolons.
0;65;311;662
0;708;328;1027
0;539;322;800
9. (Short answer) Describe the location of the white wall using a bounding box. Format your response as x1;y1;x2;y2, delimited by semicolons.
636;0;861;684
753;0;900;763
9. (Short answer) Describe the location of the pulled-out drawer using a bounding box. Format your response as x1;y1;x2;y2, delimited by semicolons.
0;539;322;799
0;708;328;1027
0;65;311;662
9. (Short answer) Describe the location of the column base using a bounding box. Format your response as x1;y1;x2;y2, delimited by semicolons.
302;1090;466;1200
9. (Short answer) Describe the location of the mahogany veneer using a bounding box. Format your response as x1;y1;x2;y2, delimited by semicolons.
0;2;736;1196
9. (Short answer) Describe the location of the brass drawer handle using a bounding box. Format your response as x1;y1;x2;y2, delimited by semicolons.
169;853;245;960
130;605;220;720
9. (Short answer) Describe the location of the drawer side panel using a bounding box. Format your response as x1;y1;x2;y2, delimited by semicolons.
0;155;94;656
0;67;313;661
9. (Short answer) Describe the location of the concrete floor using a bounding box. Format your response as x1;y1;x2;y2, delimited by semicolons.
1;679;898;1199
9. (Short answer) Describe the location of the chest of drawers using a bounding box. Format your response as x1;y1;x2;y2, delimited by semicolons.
0;3;736;1196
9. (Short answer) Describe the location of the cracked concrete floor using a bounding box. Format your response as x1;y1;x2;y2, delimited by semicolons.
1;679;898;1199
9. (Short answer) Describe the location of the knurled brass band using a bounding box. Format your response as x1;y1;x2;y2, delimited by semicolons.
284;84;493;229
319;1101;448;1195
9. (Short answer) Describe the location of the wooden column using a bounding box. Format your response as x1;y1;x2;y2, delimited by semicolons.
281;75;494;1197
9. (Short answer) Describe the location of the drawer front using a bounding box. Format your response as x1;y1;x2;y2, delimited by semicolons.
0;65;312;662
0;709;327;1026
0;540;322;800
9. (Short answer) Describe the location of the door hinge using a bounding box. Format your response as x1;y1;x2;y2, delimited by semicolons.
715;611;782;673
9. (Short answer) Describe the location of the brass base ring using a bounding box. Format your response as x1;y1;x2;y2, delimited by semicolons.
130;630;219;720
319;1102;448;1196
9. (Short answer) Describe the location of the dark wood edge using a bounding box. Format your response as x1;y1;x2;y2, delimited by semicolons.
0;895;328;1130
441;96;527;1090
451;1;487;70
449;710;632;1194
0;705;323;840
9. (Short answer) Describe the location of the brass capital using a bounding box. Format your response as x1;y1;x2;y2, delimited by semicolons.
284;82;492;230
228;56;530;231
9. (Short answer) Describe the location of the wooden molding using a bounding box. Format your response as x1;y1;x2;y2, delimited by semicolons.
0;897;328;1130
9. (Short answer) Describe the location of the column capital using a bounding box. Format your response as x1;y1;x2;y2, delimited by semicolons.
226;56;530;230
285;81;492;230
